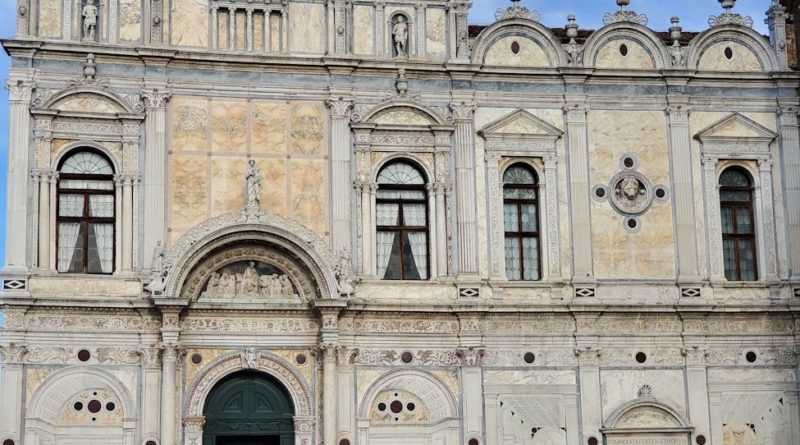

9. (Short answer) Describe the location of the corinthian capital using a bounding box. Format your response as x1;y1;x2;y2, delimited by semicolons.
140;88;171;110
450;102;476;122
326;97;353;119
5;79;35;104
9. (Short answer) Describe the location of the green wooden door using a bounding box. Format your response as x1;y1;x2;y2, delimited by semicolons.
202;371;295;445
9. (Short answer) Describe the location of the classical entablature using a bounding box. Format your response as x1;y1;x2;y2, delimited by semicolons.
156;211;342;303
601;386;693;444
687;25;778;72
470;18;567;68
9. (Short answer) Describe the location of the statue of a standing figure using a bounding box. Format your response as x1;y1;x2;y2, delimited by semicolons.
246;160;262;207
145;241;168;296
392;15;408;58
82;0;99;41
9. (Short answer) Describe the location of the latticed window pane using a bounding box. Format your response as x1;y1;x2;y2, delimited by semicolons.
522;237;539;280
89;195;115;218
87;223;114;274
503;204;519;232
503;188;536;200
720;169;751;188
57;223;85;273
720;190;751;202
723;239;737;281
504;237;521;280
521;204;537;232
377;189;426;200
377;162;425;185
376;204;399;226
735;207;753;234
59;194;85;217
403;204;426;226
59;179;114;190
738;239;757;281
60;151;114;175
721;207;734;234
503;165;536;185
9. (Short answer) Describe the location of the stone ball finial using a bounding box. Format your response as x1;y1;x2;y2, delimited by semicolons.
670;16;682;42
617;0;631;9
719;0;736;11
566;14;578;39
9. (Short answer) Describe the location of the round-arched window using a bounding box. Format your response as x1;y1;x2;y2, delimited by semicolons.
719;167;757;281
57;150;116;274
503;164;541;281
376;161;429;280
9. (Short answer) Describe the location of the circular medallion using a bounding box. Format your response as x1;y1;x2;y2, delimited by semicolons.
610;171;652;216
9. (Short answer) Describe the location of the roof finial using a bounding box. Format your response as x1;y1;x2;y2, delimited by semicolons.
495;0;541;22
604;0;647;25
617;0;630;11
709;0;752;27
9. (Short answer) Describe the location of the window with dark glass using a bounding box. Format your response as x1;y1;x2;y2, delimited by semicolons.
57;151;115;274
376;161;429;280
720;167;757;281
503;164;540;281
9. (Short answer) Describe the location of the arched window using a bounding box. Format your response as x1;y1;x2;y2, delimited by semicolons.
719;167;757;281
376;161;429;280
503;164;540;281
57;150;115;274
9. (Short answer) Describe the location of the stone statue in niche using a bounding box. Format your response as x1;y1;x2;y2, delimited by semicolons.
200;260;300;300
392;15;409;58
335;247;354;297
82;0;99;41
145;241;168;296
245;159;262;210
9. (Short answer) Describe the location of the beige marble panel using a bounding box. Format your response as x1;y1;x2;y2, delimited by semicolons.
172;97;209;152
484;370;576;385
253;13;265;51
27;368;57;402
484;36;550;67
171;0;209;47
600;370;687;418
425;7;446;58
254;158;287;216
288;2;325;54
218;10;229;49
235;11;246;50
170;154;208;245
184;348;228;384
252;101;289;154
354;5;374;56
697;41;762;72
270;13;281;52
708;369;796;384
595;39;655;70
289;159;328;235
211;100;247;153
39;0;62;38
290;103;325;155
118;0;142;42
210;157;247;216
589;110;674;278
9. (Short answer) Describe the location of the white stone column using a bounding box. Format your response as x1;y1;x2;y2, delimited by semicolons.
667;105;700;282
336;348;356;443
321;343;338;445
778;108;800;280
564;104;594;283
140;347;162;443
229;9;236;49
114;175;123;273
141;89;171;271
160;345;178;445
576;347;601;444
4;80;34;271
757;159;779;282
683;347;711;442
333;0;347;54
246;8;253;51
48;172;58;271
702;156;725;282
280;10;288;53
0;345;26;443
434;183;448;278
543;155;561;280
485;153;504;279
37;171;51;271
415;2;425;58
766;0;790;70
121;175;134;272
375;1;385;57
211;6;219;49
327;98;353;254
451;103;479;278
457;347;484;443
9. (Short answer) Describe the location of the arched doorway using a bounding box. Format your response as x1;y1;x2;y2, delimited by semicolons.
203;371;295;445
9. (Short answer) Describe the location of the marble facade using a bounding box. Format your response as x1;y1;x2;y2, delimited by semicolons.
2;1;800;445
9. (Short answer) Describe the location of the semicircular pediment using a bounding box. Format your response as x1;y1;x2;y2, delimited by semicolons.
183;244;315;303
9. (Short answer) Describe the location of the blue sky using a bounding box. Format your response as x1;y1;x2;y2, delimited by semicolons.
0;0;774;268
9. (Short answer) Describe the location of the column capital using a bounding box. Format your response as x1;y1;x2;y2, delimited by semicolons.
139;346;162;368
5;79;35;103
326;96;354;119
758;158;774;172
450;102;476;122
575;347;601;366
778;106;799;126
456;346;484;367
0;343;28;364
141;88;171;110
681;346;707;366
183;416;206;433
563;104;589;121
318;342;340;363
666;105;692;122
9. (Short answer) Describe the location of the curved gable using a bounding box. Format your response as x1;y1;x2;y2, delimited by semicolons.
472;19;566;68
689;26;776;72
583;23;671;70
42;87;137;114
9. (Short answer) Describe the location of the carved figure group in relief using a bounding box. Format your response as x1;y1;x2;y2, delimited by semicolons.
392;15;409;58
82;0;99;41
201;261;297;300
